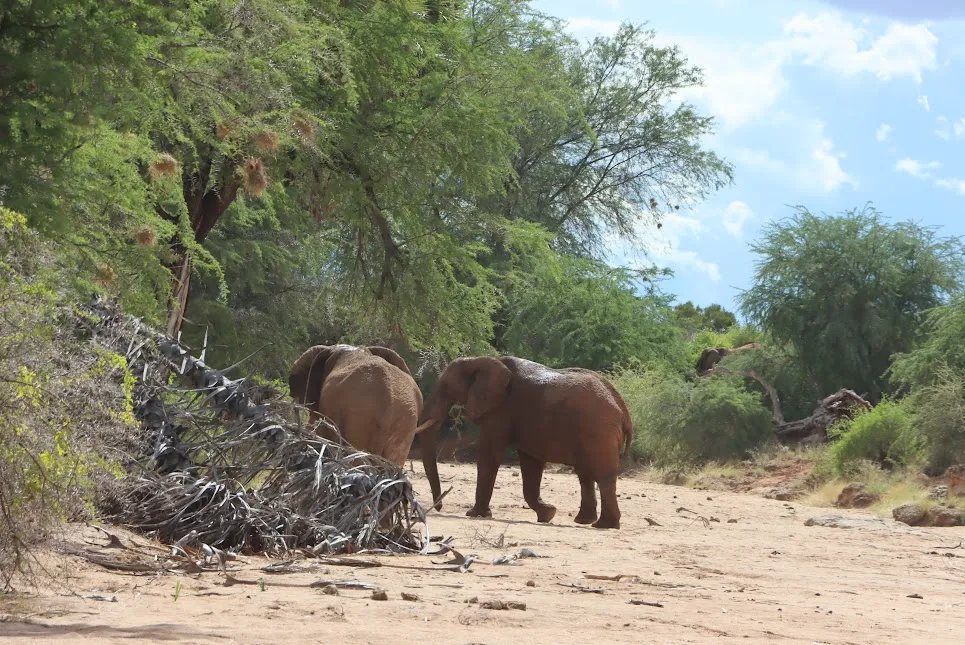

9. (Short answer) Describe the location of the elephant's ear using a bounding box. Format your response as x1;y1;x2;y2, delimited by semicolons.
289;345;334;410
464;358;511;421
366;346;413;376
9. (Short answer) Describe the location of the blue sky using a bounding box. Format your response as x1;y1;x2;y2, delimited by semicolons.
531;0;965;314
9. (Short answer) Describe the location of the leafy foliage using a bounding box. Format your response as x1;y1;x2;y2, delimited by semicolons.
718;342;822;421
889;296;965;389
828;399;924;474
904;366;965;474
739;205;965;401
674;301;738;335
501;256;687;372
611;367;772;465
0;208;132;584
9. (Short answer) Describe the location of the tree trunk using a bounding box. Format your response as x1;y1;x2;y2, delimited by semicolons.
164;161;240;338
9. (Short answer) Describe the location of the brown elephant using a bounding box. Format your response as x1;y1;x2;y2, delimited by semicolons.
288;344;431;479
415;356;633;529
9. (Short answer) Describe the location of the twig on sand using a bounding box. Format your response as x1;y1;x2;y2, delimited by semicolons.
629;599;664;608
676;507;712;529
558;583;605;594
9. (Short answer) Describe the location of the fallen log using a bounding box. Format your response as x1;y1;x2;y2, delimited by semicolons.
773;389;871;444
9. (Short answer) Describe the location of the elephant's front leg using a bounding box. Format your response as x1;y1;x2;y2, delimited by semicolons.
466;422;507;518
519;452;556;523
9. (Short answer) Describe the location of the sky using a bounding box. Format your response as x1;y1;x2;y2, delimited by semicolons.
531;0;965;315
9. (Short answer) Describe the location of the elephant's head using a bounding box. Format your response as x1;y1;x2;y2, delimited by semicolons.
417;356;512;433
288;344;413;411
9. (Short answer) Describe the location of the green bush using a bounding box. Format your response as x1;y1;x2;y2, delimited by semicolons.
718;342;823;421
611;367;772;466
687;325;762;367
828;399;924;474
906;366;965;474
0;208;131;585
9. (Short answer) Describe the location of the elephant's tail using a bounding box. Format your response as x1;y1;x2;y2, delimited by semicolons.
621;410;634;459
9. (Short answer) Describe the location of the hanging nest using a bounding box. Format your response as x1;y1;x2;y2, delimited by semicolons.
240;157;268;197
147;153;180;181
252;129;281;154
75;298;427;556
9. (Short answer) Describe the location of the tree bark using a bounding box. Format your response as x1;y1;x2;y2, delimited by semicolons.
164;161;240;338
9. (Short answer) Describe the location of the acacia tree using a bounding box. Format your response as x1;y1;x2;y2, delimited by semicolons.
494;20;733;256
738;204;965;401
501;255;687;372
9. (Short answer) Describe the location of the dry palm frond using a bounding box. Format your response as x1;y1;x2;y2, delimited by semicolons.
76;298;427;556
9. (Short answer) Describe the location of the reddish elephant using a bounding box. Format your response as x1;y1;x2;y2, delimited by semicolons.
416;356;633;529
288;344;430;476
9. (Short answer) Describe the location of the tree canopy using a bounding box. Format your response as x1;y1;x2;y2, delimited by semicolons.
738;204;965;401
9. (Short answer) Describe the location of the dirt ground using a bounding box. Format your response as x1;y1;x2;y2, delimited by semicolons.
2;462;964;644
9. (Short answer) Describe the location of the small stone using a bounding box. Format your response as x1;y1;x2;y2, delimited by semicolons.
893;503;928;526
908;593;923;599
727;519;738;524
371;589;388;601
526;580;536;587
467;596;478;604
321;585;338;596
835;483;879;509
401;592;419;602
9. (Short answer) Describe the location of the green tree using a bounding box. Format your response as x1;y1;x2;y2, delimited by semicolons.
501;255;686;372
674;301;737;334
739;204;965;401
493;21;734;256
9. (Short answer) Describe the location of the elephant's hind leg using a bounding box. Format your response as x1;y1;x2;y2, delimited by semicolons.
592;474;621;529
518;452;556;523
573;470;598;525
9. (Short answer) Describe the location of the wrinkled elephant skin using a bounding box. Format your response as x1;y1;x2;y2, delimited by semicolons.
418;356;633;529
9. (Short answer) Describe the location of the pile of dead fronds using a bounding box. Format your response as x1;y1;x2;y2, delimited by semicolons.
76;298;426;557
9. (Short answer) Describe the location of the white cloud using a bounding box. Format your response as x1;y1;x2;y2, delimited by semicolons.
895;158;942;179
722;201;753;238
936;178;965;195
564;18;621;38
780;13;938;83
633;213;721;282
810;129;856;192
603;0;622;8
935;116;951;140
954;118;965;138
918;94;931;112
660;37;786;130
733;121;855;193
875;123;892;142
654;12;937;133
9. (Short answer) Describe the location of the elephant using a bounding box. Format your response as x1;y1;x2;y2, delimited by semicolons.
288;344;432;480
415;356;633;529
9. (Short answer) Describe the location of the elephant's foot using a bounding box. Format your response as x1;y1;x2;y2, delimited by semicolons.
466;506;492;518
573;511;598;525
591;516;620;530
534;504;557;523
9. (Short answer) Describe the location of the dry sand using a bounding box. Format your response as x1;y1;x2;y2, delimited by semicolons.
2;462;963;644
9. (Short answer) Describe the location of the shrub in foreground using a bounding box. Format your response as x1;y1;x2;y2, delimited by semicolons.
611;368;772;466
828;399;924;474
907;366;965;474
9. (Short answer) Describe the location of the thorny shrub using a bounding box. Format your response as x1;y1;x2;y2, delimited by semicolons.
0;207;135;588
611;367;772;466
828;398;925;474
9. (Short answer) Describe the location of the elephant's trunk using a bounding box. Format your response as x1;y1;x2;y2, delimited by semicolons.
415;418;439;434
